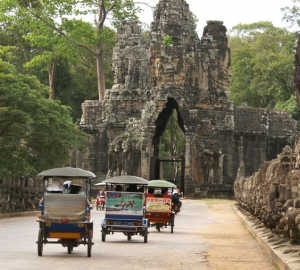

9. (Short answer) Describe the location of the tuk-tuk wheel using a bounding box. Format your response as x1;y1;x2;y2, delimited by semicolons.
87;229;92;257
127;233;131;241
144;229;148;243
170;217;174;233
68;245;72;254
101;230;106;242
37;228;43;256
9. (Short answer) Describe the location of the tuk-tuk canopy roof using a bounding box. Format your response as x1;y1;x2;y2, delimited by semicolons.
147;180;176;188
102;175;149;185
38;167;96;178
94;182;107;186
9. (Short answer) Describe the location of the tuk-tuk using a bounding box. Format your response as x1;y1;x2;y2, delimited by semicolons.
101;175;149;243
145;180;176;233
36;167;96;257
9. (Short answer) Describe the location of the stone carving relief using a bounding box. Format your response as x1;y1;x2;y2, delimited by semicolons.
0;177;41;214
141;98;156;124
234;144;300;244
76;0;297;199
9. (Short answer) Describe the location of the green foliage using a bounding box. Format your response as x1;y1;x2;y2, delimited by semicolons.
0;0;135;103
228;22;296;111
109;0;141;29
192;14;199;24
0;0;117;119
54;59;98;120
281;0;300;31
159;110;184;183
0;54;89;178
275;95;300;128
162;35;174;49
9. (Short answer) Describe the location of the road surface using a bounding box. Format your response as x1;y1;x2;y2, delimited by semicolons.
0;199;277;270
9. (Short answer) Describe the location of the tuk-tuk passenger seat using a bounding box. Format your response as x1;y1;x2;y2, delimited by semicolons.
44;193;86;223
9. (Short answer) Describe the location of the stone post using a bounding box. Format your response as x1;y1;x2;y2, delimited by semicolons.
184;132;193;195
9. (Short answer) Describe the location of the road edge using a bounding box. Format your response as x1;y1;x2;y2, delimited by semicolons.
0;211;39;219
233;204;297;270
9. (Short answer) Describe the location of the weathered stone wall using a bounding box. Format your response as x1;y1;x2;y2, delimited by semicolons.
74;0;297;197
0;177;41;214
234;141;300;244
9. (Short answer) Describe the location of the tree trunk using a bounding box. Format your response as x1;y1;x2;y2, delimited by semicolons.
96;43;106;101
49;57;57;100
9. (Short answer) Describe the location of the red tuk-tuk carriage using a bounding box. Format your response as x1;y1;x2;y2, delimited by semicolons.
145;180;177;233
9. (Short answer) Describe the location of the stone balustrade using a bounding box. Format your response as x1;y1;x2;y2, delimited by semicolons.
234;142;300;244
0;178;42;214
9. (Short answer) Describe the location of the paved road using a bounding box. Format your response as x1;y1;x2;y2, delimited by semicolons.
0;199;278;270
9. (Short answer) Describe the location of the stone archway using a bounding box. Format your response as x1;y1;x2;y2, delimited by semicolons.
151;98;185;191
75;0;297;197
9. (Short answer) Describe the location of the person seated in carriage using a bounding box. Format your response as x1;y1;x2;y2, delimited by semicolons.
66;182;93;209
97;188;105;198
39;182;64;206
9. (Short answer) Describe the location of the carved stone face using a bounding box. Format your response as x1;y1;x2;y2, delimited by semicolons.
72;0;297;200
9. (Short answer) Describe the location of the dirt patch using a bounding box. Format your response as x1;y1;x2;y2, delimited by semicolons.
200;199;278;270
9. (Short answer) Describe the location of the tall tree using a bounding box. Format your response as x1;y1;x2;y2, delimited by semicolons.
0;46;89;178
229;22;296;111
281;0;300;31
0;23;34;75
0;0;140;101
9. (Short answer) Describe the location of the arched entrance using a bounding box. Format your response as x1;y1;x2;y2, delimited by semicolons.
150;98;186;194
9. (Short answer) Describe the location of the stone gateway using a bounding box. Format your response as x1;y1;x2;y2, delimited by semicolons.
74;0;297;197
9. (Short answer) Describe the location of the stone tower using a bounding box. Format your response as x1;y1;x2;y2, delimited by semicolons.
75;0;297;197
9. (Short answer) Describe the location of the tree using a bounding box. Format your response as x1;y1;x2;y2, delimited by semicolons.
0;24;34;75
159;110;185;184
54;58;98;121
0;46;89;178
0;0;141;101
228;22;297;111
281;0;300;31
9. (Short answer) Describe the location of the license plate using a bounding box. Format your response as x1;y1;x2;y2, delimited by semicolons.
109;220;135;226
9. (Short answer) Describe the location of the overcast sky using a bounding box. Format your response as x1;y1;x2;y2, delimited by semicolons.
135;0;295;34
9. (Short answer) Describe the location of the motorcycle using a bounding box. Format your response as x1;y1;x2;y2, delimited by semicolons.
172;202;181;214
96;195;105;211
172;191;182;214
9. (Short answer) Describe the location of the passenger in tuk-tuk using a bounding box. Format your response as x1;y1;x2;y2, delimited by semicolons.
154;188;168;198
126;184;138;192
39;182;64;206
162;189;170;198
148;188;154;194
137;186;144;192
115;185;123;191
97;188;105;197
67;183;93;209
146;188;155;200
63;180;72;193
67;183;82;194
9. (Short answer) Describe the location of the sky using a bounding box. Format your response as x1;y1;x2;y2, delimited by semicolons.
135;0;295;34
